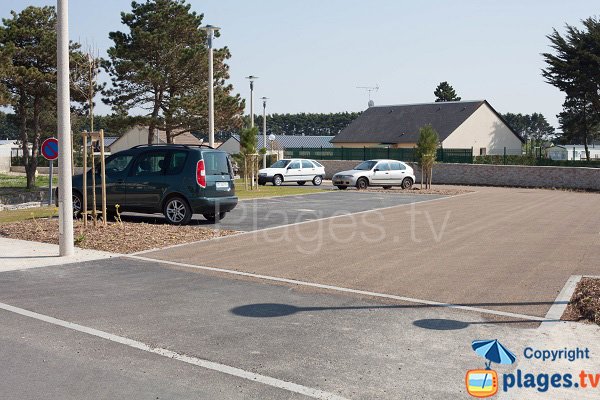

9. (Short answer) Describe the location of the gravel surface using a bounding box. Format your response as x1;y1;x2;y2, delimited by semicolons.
0;218;239;254
562;277;600;325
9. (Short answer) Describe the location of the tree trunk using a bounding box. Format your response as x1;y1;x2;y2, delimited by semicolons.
148;88;163;144
25;96;42;189
18;93;31;186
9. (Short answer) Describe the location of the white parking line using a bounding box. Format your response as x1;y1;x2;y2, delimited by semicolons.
128;255;550;322
0;301;349;400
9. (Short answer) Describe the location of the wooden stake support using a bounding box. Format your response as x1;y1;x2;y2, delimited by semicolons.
82;130;107;227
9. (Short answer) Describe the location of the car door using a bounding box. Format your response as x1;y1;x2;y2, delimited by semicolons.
91;152;134;208
371;161;391;184
389;161;407;184
125;150;170;212
285;160;302;182
301;160;317;180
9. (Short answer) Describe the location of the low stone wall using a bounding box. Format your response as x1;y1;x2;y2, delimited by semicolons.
319;160;600;190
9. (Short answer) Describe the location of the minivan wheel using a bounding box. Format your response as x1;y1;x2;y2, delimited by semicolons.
401;178;413;190
356;178;368;190
312;176;322;186
163;196;193;225
297;181;306;186
72;191;83;218
203;212;226;223
273;175;283;186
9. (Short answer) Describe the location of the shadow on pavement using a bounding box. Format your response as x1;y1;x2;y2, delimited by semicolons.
229;303;562;327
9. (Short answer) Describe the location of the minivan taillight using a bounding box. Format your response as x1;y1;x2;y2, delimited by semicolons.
196;159;206;188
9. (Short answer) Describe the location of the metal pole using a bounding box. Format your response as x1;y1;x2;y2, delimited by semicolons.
48;160;53;206
262;98;267;168
207;29;215;148
250;81;254;128
57;0;74;256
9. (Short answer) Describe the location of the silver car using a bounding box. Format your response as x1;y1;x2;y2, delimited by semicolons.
332;159;415;190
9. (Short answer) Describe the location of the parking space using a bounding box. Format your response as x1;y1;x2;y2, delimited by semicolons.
0;256;547;400
125;191;446;232
142;187;600;318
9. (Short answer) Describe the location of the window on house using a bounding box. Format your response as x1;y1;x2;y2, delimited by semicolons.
479;148;487;156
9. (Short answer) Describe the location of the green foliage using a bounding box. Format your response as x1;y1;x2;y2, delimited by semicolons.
0;6;64;187
502;112;555;142
103;0;244;144
251;112;361;138
239;126;258;156
542;17;600;160
0;111;18;139
434;81;461;102
416;125;439;188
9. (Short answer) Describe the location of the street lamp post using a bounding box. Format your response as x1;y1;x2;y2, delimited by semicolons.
260;97;268;168
57;0;74;256
245;76;258;128
201;25;220;148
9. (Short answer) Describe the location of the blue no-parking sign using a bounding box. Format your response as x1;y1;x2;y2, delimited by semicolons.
41;137;59;161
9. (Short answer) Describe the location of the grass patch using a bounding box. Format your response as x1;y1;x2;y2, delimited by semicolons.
0;206;58;224
0;173;58;189
234;179;324;199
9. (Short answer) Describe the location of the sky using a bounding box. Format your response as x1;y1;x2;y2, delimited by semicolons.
1;0;599;128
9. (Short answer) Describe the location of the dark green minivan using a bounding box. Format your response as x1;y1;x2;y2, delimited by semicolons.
68;144;237;225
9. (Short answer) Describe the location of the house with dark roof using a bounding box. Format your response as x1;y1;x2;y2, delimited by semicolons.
218;134;335;155
331;100;524;156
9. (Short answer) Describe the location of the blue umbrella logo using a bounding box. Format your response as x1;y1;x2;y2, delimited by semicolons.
472;339;516;369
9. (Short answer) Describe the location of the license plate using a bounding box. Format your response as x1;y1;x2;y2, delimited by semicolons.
216;181;229;190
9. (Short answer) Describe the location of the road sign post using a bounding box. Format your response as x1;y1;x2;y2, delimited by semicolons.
41;138;59;207
48;161;53;206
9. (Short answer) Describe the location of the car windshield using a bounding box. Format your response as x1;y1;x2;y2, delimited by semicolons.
354;160;377;170
270;160;290;168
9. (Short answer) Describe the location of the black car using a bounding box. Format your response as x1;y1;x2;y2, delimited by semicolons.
66;144;237;225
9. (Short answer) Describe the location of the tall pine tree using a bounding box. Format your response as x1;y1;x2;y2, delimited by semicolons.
103;0;244;144
542;17;600;160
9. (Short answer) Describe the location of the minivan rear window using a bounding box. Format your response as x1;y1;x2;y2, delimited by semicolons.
203;152;231;176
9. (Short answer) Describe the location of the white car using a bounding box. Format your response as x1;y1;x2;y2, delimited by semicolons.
332;159;415;190
258;159;325;186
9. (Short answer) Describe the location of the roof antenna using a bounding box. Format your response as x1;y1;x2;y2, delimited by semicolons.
356;84;379;107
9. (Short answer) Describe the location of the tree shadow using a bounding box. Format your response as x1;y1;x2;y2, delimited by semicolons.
229;302;561;329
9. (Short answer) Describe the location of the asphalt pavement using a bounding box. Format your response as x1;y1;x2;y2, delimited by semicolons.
123;191;445;232
3;256;596;400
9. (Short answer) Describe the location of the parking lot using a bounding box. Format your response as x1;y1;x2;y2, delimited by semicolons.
141;186;600;318
124;190;446;232
1;186;600;399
